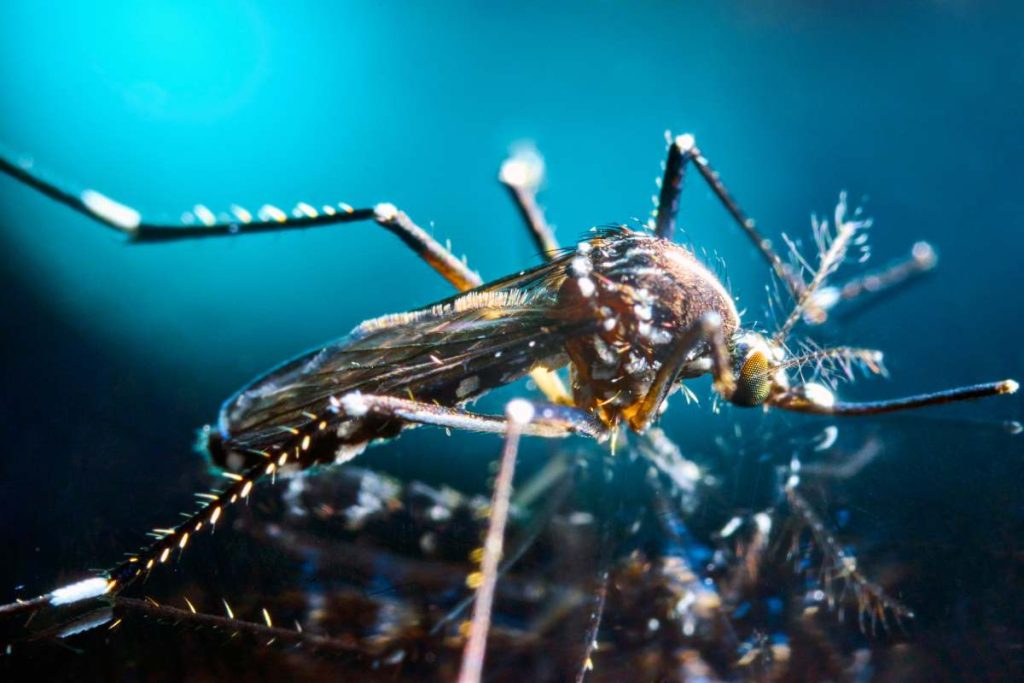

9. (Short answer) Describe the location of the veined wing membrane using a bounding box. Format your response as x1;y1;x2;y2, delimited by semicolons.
218;254;584;454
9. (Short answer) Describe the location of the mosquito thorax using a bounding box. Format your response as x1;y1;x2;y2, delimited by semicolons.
727;330;789;407
557;229;740;428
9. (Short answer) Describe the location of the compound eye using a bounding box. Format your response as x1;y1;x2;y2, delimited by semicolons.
731;349;774;406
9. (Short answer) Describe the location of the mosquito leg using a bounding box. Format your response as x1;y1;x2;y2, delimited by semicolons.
3;152;575;403
371;203;482;290
222;408;580;679
11;150;574;408
0;448;286;628
0;155;481;290
111;597;364;654
495;147;577;404
631;312;735;430
645;473;736;648
772;378;1018;416
112;457;281;589
17;407;364;616
804;241;938;324
651;134;805;299
529;361;574;406
338;392;605;440
573;572;608;683
499;146;559;259
431;454;575;636
650;131;688;241
456;400;534;683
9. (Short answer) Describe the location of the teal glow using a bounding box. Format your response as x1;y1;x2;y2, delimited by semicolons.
0;1;1020;406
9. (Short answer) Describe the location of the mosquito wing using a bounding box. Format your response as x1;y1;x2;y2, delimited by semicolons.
217;254;587;455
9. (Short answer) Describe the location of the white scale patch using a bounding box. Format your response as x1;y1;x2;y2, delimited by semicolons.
456;375;480;398
81;190;141;231
57;608;114;638
336;419;361;439
625;352;648;377
334;442;368;464
49;577;112;606
571;255;592;277
592;335;618;365
340;392;370;417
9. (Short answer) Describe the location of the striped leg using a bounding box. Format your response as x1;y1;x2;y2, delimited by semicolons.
1;451;284;626
772;378;1018;416
0;155;480;290
338;393;605;440
651;133;806;300
631;312;735;431
457;400;532;683
499;146;574;404
499;145;558;259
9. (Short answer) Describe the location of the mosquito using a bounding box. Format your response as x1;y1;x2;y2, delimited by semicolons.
0;132;1016;681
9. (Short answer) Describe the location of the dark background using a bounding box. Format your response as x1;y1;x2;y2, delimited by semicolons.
0;2;1021;680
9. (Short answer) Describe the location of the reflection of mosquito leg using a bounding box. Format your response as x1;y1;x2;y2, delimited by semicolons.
632;312;735;430
647;473;735;648
113;597;362;654
573;572;608;683
0;156;481;290
784;482;913;632
339;393;605;440
651;134;805;299
499;146;559;259
803;241;938;324
799;430;883;480
457;400;533;683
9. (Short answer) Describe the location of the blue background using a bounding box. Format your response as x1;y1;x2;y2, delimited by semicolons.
0;1;1021;677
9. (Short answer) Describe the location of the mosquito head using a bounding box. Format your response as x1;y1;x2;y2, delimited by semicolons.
726;330;790;407
724;330;888;410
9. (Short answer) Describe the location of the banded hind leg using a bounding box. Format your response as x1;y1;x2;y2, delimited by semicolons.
1;148;576;407
0;448;296;630
30;427;328;613
10;396;600;611
0;154;481;290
